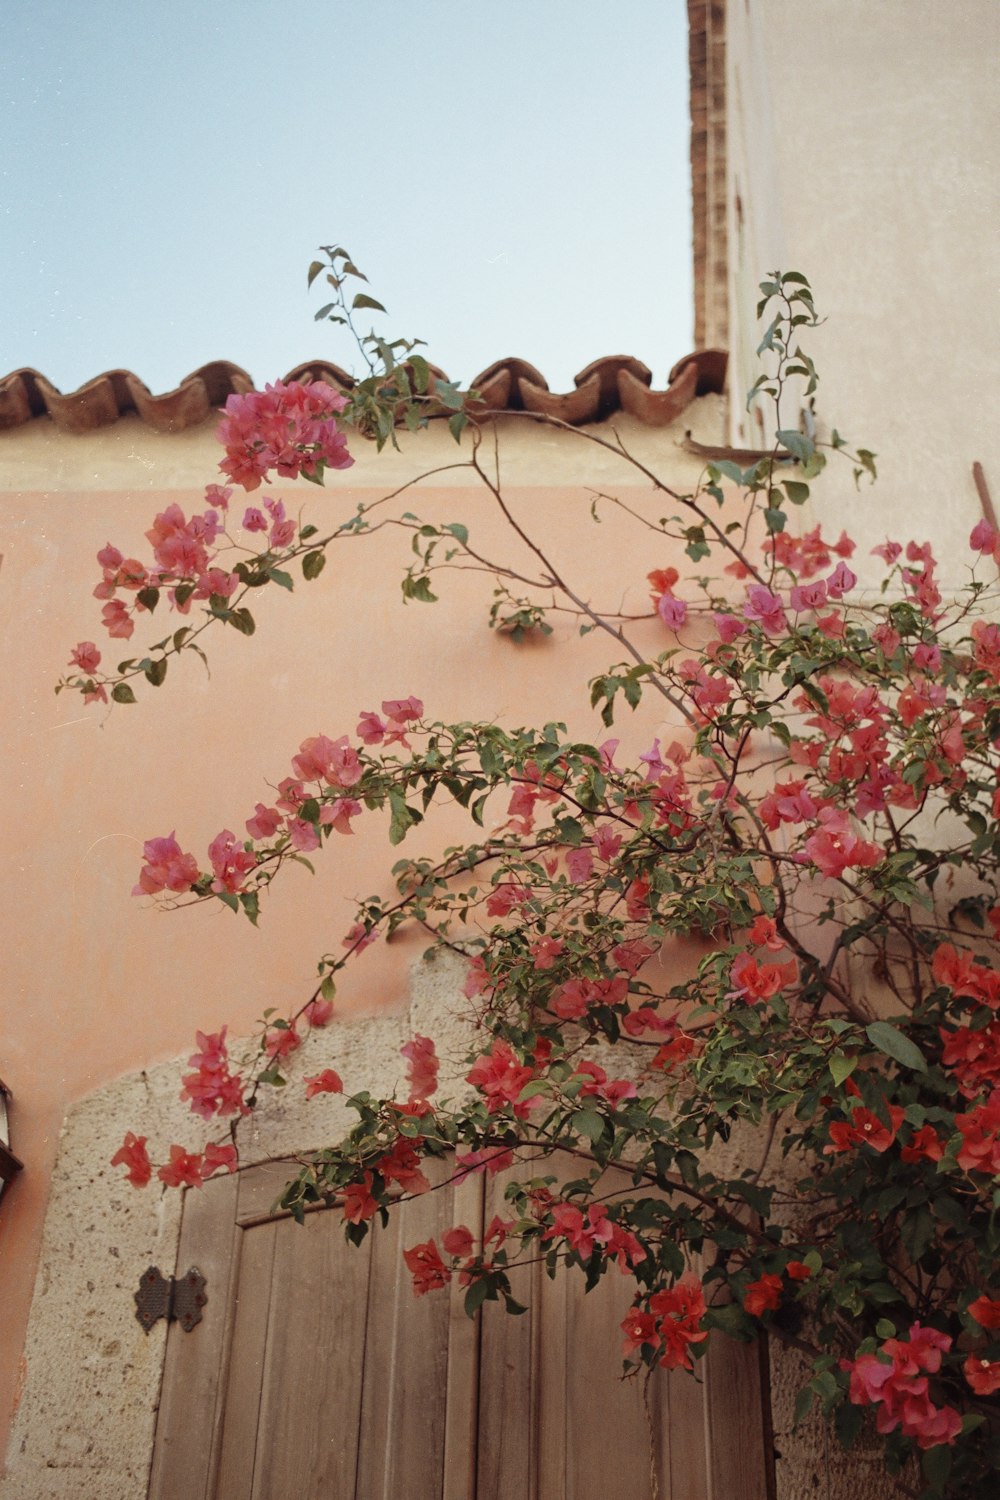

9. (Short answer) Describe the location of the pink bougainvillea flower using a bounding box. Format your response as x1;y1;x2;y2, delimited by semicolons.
803;808;882;879
69;641;102;673
565;848;593;883
101;599;134;639
264;1024;301;1062
401;1034;439;1102
304;1068;344;1098
111;1132;152;1188
824;561;857;599
356;710;387;744
207;829;257;894
485;883;533;917
201;1143;238;1177
158;1145;204;1190
657;593;688;630
381;695;423;721
743;1273;783;1317
303;996;334;1028
180;1026;246;1119
529;935;565;970
843;1324;961;1450
319;797;362;835
342;921;377;953
287;816;320;853
403;1239;450;1295
133;833;200;897
245;802;282;840
969;519;997;553
743;584;786;635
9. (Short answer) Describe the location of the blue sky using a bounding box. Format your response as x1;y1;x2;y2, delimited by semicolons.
2;1;692;394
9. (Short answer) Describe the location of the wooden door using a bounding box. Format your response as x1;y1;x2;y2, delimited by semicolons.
149;1156;775;1500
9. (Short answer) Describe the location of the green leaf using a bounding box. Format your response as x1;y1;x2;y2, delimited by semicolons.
444;522;469;545
783;480;810;505
137;586;160;612
464;1278;491;1317
302;550;327;581
268;568;294;591
828;1053;856;1088
865;1021;927;1074
570;1109;605;1143
111;682;137;704
143;658;168;687
388;789;419;846
921;1442;951;1491
228;607;256;636
307;259;325;287
402;575;438;604
776;430;815;464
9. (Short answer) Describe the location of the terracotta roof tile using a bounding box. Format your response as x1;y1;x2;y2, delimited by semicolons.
0;351;726;436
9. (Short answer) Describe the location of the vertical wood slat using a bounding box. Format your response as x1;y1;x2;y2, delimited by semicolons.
214;1215;277;1500
248;1213;372;1500
443;1169;484;1500
355;1156;480;1500
147;1171;240;1500
703;1329;773;1500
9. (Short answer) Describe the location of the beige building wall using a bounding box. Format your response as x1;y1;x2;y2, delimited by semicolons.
726;0;998;586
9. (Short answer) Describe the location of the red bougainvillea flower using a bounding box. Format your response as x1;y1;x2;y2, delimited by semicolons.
403;1239;450;1295
111;1132;152;1188
968;1295;1000;1330
201;1143;238;1177
824;1103;904;1155
158;1145;204;1190
899;1124;944;1163
648;1276;708;1370
963;1356;1000;1396
442;1225;475;1258
341;1173;378;1224
304;1069;344;1099
743;1274;783;1318
621;1309;660;1358
466;1039;535;1116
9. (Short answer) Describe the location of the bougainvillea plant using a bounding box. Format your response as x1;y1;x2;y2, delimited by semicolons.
64;258;1000;1497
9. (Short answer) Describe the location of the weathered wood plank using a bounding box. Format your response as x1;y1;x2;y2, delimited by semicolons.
249;1210;372;1500
355;1157;475;1500
147;1171;240;1500
703;1322;773;1500
213;1217;277;1500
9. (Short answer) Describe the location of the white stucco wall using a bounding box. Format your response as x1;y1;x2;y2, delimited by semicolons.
727;0;999;584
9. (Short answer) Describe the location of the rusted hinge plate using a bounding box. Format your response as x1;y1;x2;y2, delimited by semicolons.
134;1265;207;1333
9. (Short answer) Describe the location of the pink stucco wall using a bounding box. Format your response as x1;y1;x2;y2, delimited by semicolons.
0;429;730;1463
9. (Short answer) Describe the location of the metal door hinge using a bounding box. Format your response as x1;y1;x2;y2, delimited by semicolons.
134;1265;207;1333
